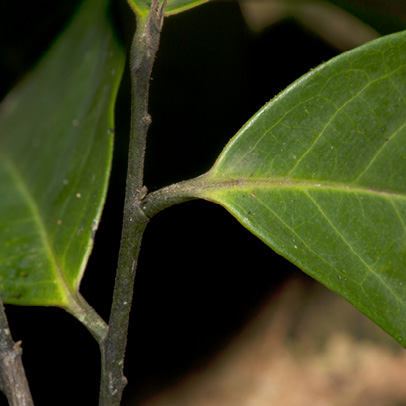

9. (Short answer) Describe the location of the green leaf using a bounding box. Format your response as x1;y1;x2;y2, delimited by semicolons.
193;31;406;345
128;0;209;17
0;0;124;308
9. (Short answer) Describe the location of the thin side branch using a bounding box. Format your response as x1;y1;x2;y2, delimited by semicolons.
0;303;34;406
98;1;166;405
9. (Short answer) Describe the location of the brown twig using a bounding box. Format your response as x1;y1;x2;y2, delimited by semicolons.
0;303;34;406
98;1;166;405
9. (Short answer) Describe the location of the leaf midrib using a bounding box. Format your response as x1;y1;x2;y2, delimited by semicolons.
200;175;406;200
1;153;72;305
199;174;405;310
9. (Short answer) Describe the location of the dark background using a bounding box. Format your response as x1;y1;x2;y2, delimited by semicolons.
0;1;405;405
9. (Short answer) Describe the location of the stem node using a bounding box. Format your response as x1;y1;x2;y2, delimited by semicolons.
98;1;166;404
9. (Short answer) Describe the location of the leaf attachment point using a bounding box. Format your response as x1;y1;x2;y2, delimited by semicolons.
127;0;209;18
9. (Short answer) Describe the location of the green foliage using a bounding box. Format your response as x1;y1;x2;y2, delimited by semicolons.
193;31;406;345
128;0;209;17
0;0;124;307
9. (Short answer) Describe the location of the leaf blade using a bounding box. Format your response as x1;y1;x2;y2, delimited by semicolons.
0;0;125;306
195;31;406;345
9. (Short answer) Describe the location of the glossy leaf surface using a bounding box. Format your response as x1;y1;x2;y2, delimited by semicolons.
128;0;209;17
0;0;124;306
195;31;406;345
